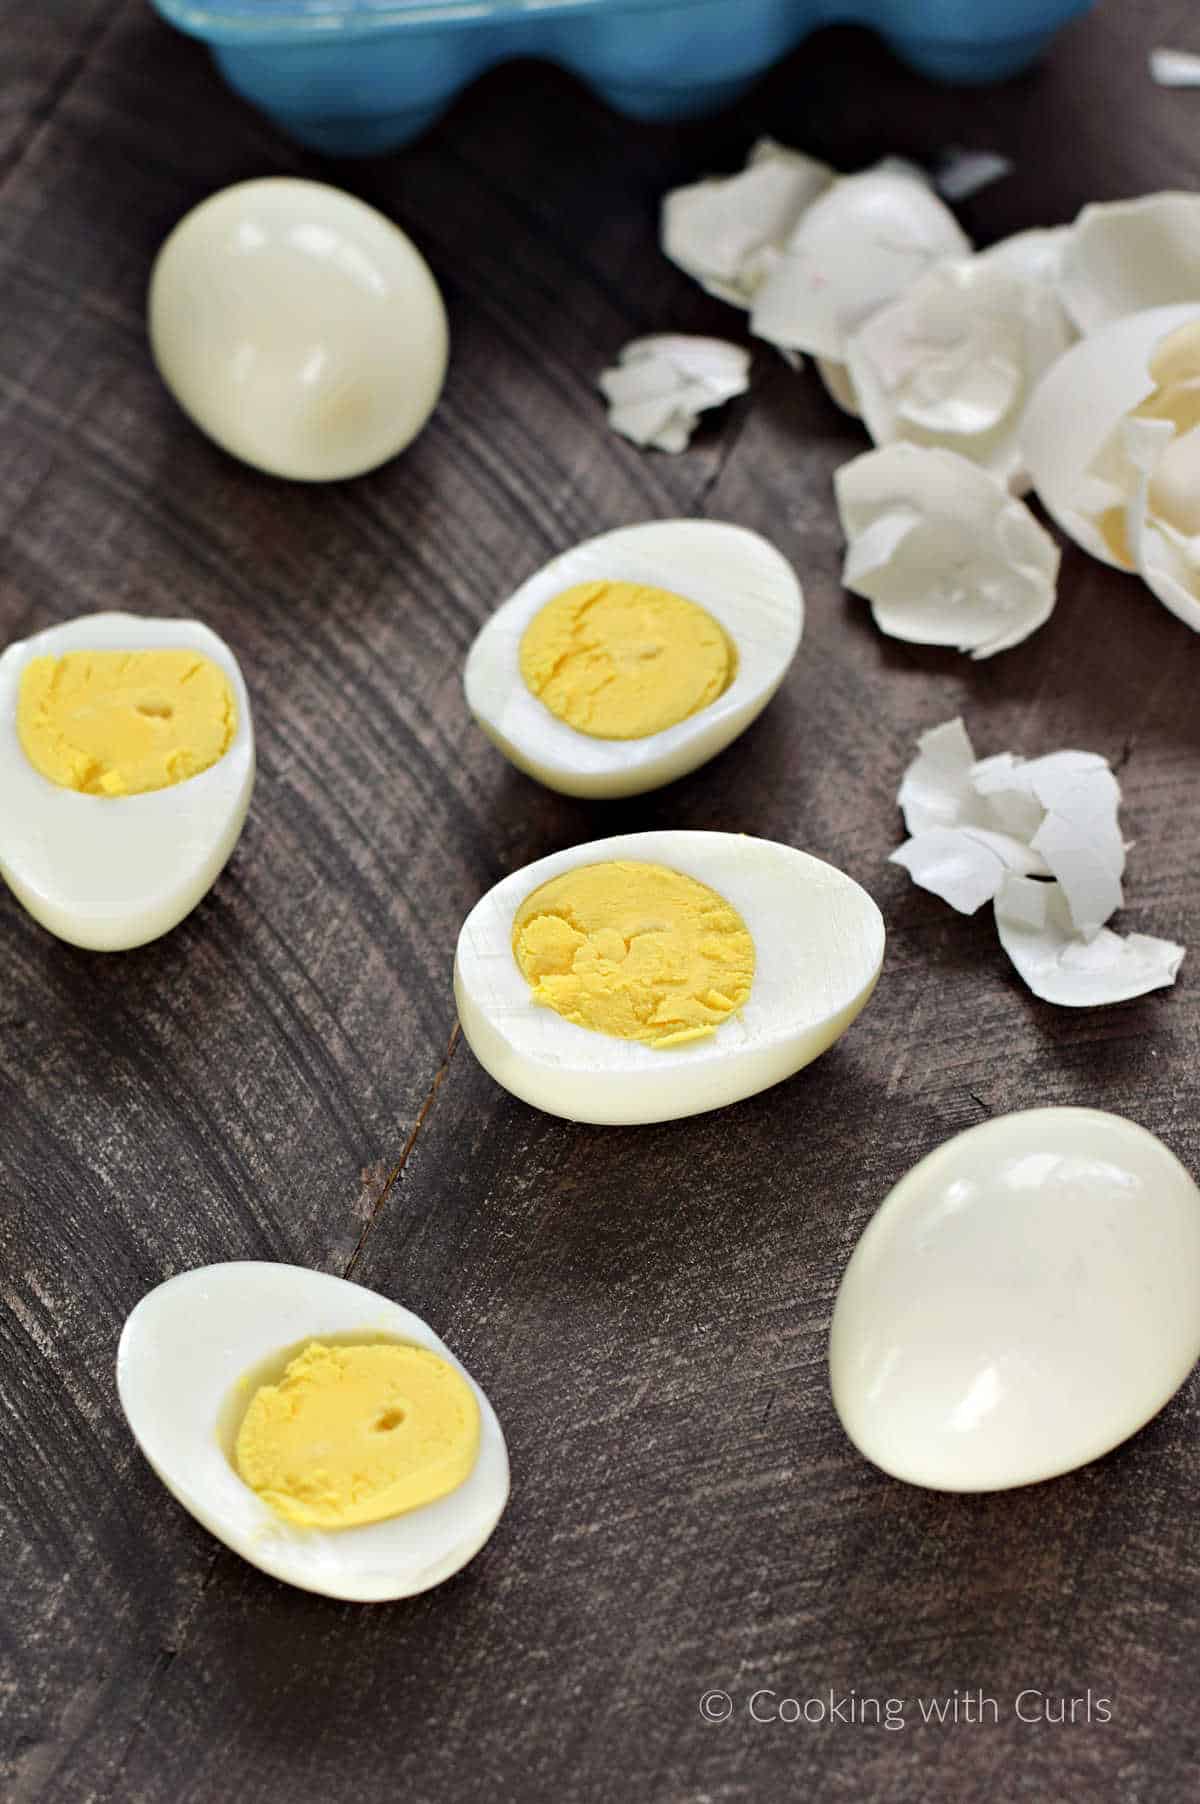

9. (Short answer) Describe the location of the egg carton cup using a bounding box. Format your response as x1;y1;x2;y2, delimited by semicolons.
151;0;1094;157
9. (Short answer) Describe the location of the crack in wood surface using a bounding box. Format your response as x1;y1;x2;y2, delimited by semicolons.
342;1022;462;1279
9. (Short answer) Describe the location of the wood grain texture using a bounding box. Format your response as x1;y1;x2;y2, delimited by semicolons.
2;1;1199;1799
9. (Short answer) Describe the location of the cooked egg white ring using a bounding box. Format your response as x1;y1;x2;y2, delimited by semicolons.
0;612;254;950
454;829;884;1126
463;521;803;799
117;1263;510;1604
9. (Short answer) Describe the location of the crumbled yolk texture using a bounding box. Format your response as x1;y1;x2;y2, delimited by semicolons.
518;580;735;740
235;1340;481;1531
512;860;755;1048
1098;320;1200;564
17;650;236;796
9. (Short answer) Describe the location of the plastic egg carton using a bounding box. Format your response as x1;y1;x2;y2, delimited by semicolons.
152;0;1093;157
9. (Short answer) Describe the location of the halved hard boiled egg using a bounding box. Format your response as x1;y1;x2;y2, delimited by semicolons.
0;612;254;950
454;829;884;1125
117;1262;509;1603
463;521;803;799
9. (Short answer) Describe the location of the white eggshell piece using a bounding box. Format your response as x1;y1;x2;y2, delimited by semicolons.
749;167;971;361
1021;303;1200;569
1149;47;1200;87
0;612;254;951
660;138;833;306
1060;194;1200;334
454;829;884;1126
846;257;1073;493
816;358;861;417
463;521;803;799
149;178;448;482
1124;432;1200;634
896;716;984;835
598;335;751;452
830;1108;1200;1491
890;826;1045;915
995;875;1184;1006
977;225;1072;289
117;1263;510;1603
835;444;1059;658
932;148;1013;202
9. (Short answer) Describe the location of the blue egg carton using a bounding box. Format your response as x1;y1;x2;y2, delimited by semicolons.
151;0;1094;156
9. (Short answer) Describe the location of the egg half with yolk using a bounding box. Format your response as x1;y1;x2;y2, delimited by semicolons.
454;829;884;1125
0;611;254;950
463;520;803;798
117;1262;510;1602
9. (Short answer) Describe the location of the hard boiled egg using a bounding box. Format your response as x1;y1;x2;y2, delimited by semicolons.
830;1109;1200;1491
117;1262;509;1603
0;611;254;950
454;829;884;1125
149;178;448;482
463;521;803;799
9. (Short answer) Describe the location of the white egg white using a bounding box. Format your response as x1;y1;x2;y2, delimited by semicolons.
117;1262;510;1604
149;178;448;482
463;521;803;799
1021;302;1200;570
830;1109;1200;1492
454;829;884;1126
0;611;254;951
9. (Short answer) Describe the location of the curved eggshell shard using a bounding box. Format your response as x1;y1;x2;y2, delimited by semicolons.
1020;303;1200;570
0;612;255;951
1060;193;1200;334
830;1108;1200;1491
454;829;884;1126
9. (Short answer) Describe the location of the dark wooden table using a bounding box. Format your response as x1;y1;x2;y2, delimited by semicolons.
3;3;1200;1799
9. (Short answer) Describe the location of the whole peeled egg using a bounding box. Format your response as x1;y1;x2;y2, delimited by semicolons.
117;1262;510;1602
454;828;883;1125
149;178;448;481
0;611;254;950
463;521;803;799
830;1108;1200;1492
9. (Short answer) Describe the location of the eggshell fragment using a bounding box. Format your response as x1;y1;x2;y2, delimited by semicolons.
932;148;1013;202
896;716;986;835
994;875;1184;1006
835;444;1059;657
118;1262;509;1603
464;520;802;799
890;827;1044;915
598;335;751;452
846;257;1073;492
660;139;833;306
1149;47;1200;86
454;829;884;1126
830;1108;1200;1491
749;167;971;361
1060;195;1200;334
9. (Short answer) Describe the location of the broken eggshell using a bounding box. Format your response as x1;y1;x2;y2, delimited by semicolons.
995;875;1184;1007
749;166;971;362
660;138;832;307
835;444;1059;658
598;335;751;453
1021;303;1200;571
845;256;1073;492
1059;194;1200;334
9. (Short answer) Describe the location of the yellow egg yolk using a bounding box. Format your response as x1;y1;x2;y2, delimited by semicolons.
1099;320;1200;564
518;580;735;740
17;649;236;796
512;860;755;1048
234;1340;481;1531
